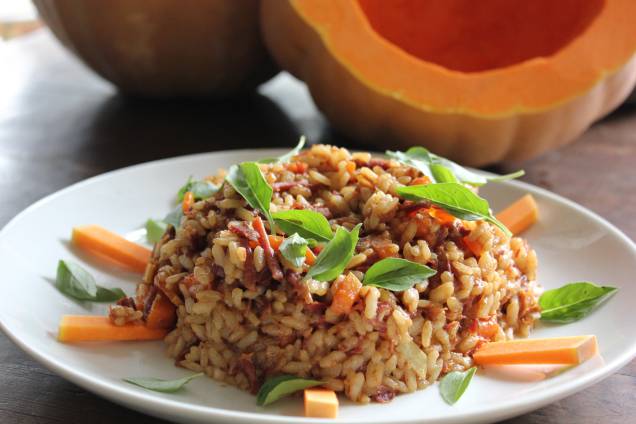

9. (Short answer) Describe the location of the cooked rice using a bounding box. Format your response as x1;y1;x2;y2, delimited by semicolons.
132;144;541;403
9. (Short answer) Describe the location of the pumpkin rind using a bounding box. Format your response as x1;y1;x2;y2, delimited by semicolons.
261;0;636;165
34;0;278;97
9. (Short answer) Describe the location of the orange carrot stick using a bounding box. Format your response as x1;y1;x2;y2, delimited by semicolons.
495;194;538;235
58;315;167;342
473;335;598;365
182;191;195;213
72;225;151;273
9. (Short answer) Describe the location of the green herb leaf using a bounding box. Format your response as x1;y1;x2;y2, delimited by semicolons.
486;169;526;182
226;162;274;230
279;233;309;268
124;373;203;393
94;286;127;302
386;148;435;180
540;282;618;323
272;210;333;243
430;163;458;183
55;260;125;302
177;178;219;202
256;374;322;406
164;205;183;228
145;219;168;244
396;183;511;237
388;147;524;186
363;258;436;291
56;260;97;299
306;224;361;282
176;176;194;202
258;136;306;164
440;367;477;405
189;180;219;200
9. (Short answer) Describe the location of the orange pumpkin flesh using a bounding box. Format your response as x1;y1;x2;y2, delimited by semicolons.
358;0;604;73
261;0;636;165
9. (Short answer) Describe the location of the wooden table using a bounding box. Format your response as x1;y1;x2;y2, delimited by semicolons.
1;30;635;424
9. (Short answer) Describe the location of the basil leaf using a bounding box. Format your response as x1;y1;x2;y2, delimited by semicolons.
55;260;125;302
430;163;457;183
279;233;308;268
56;260;97;299
94;286;127;302
540;282;618;323
226;162;274;229
306;224;361;282
485;169;526;182
176;176;194;202
363;258;436;291
396;183;511;237
388;147;524;186
440;367;477;405
386;148;435;180
146;219;168;243
124;372;203;393
177;177;219;202
164;205;183;228
258;136;306;164
272;210;333;242
256;374;322;406
190;180;219;200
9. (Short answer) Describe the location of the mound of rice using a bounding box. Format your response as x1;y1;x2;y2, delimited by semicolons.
127;144;540;403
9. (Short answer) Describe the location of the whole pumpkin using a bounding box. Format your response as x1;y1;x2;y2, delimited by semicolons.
34;0;277;97
261;0;636;165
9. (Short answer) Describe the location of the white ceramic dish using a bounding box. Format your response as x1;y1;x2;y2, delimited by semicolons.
1;149;635;424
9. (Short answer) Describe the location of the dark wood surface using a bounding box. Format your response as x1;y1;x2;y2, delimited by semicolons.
1;30;635;424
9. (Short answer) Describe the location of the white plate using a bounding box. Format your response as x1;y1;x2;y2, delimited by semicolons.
1;149;635;424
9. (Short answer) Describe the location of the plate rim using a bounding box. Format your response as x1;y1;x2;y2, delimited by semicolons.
1;148;635;424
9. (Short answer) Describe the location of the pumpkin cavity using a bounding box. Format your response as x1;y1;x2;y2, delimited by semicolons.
357;0;605;73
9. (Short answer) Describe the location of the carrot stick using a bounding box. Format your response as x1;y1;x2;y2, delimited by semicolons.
473;335;598;365
182;191;194;213
58;315;167;342
495;194;538;235
72;225;151;274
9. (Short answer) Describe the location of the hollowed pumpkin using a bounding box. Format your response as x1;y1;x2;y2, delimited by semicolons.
34;0;277;97
261;0;636;165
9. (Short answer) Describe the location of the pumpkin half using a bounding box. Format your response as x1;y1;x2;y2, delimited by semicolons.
34;0;277;97
261;0;636;165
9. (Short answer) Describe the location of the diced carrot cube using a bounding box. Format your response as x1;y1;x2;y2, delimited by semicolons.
329;272;362;315
304;389;339;418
